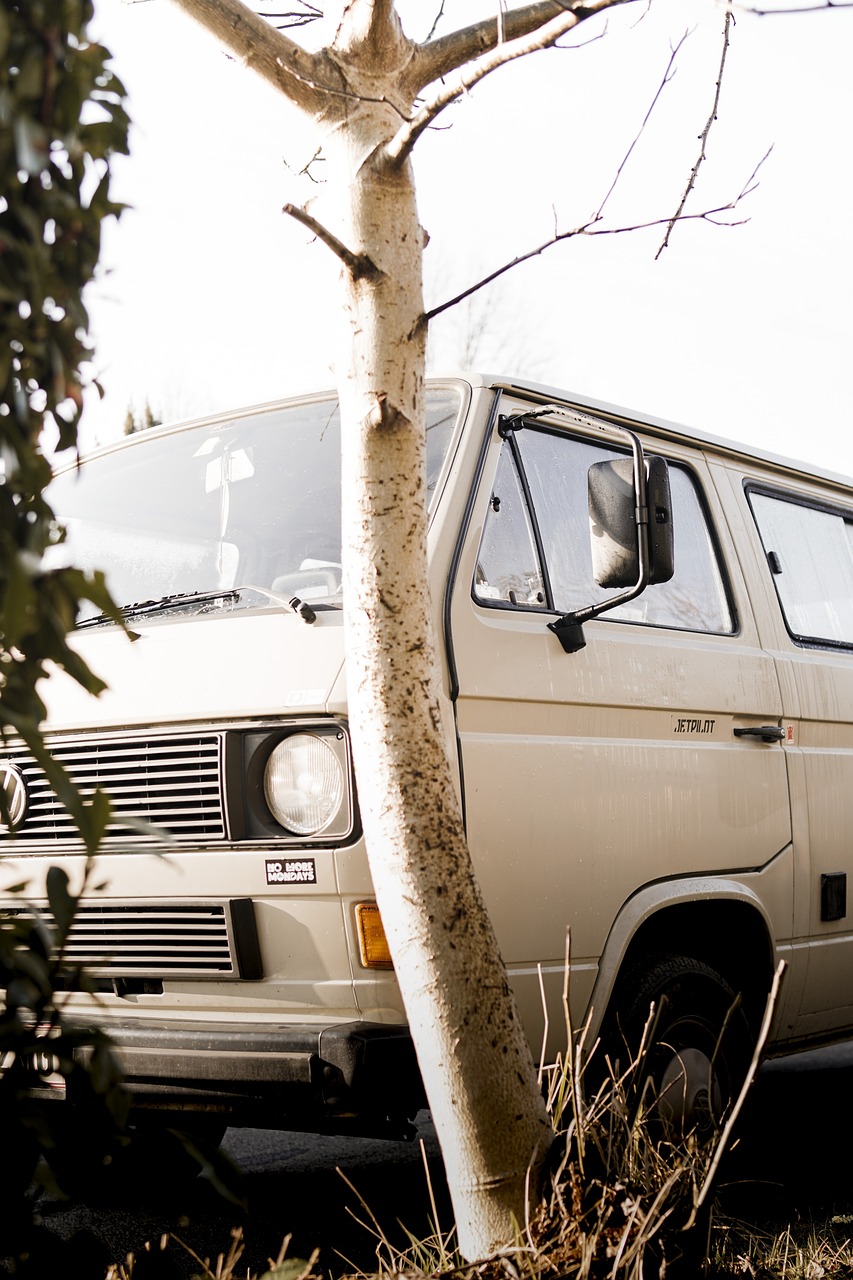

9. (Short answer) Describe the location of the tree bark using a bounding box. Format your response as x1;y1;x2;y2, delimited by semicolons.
327;88;554;1260
166;0;596;1257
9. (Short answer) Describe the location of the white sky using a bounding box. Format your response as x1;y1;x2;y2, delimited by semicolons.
83;0;853;477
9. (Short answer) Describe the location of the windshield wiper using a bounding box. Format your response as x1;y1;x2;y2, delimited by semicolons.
77;590;241;628
77;585;343;629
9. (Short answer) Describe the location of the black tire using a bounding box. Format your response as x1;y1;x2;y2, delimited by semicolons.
614;953;754;1142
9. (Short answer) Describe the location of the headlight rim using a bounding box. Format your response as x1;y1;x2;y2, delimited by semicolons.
262;730;346;838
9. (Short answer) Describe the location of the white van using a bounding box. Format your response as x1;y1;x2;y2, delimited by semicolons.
3;373;853;1138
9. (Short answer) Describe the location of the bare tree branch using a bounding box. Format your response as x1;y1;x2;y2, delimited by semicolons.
424;0;448;43
656;6;733;257
404;0;622;94
284;145;326;182
735;0;853;11
332;0;409;68
260;3;322;29
167;0;345;113
421;162;765;327
282;202;382;280
594;29;689;222
389;0;630;166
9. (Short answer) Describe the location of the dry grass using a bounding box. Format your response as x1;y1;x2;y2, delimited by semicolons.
114;961;843;1280
708;1215;853;1279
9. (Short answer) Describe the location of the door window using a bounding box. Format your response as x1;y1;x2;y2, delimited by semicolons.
474;426;733;635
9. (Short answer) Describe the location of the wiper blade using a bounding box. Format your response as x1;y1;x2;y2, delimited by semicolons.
78;590;240;628
77;584;343;630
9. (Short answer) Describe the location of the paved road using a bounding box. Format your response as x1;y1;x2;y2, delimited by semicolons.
28;1043;853;1277
32;1112;449;1278
720;1040;853;1220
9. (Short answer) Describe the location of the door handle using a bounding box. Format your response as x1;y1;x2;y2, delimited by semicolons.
733;725;785;743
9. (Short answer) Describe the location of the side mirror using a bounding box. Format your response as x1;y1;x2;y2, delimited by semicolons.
548;441;674;654
588;454;674;589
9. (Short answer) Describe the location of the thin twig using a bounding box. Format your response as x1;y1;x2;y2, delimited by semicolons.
336;1165;394;1249
595;29;690;222
422;162;764;325
388;0;625;166
424;0;448;43
284;146;326;184
261;3;321;29
282;202;381;280
537;961;549;1088
656;5;734;258
735;0;853;11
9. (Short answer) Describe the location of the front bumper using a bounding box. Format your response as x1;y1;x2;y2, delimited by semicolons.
72;1017;426;1136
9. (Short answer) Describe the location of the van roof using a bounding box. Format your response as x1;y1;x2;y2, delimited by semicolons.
71;373;852;496
479;373;853;494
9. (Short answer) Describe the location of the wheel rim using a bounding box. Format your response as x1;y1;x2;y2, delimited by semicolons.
657;1045;723;1138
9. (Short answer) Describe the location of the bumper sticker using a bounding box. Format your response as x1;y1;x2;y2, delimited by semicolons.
265;858;317;885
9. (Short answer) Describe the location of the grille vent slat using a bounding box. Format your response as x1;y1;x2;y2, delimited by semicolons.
0;732;225;845
11;903;236;976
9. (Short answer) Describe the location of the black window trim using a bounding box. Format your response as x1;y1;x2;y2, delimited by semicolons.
472;418;739;639
745;478;853;653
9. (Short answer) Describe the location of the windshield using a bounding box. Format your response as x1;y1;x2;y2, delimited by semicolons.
47;389;463;621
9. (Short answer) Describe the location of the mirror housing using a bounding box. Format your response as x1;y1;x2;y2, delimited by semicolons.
548;436;674;654
589;454;674;589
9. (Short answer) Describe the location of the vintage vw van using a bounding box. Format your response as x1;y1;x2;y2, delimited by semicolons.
2;373;853;1138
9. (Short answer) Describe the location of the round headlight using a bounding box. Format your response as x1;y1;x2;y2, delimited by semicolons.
264;734;344;835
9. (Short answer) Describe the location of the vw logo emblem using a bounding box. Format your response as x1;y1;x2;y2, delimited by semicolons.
0;762;28;832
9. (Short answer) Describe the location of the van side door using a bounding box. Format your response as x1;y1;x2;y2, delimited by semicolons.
447;404;795;1059
721;468;853;1040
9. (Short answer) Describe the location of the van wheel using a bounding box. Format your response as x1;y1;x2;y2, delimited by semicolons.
615;953;753;1142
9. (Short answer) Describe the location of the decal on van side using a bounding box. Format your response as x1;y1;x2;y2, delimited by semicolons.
671;716;718;736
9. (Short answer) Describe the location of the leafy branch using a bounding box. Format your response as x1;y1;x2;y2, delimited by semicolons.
0;0;129;851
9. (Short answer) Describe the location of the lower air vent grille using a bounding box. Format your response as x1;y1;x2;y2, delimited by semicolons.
27;903;238;977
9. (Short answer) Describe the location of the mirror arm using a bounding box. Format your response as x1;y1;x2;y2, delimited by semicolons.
548;427;652;654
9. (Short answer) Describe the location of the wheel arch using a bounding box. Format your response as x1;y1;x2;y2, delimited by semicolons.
587;879;777;1044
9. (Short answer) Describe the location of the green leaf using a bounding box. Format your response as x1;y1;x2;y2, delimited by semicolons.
46;866;76;943
80;786;112;854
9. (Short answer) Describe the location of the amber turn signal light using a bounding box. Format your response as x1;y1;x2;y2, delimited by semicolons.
355;902;394;969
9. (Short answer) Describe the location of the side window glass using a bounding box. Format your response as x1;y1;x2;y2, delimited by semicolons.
516;430;733;634
750;491;853;645
474;444;546;607
474;424;734;636
610;466;732;633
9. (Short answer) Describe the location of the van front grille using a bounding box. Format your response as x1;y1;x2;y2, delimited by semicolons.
0;731;225;845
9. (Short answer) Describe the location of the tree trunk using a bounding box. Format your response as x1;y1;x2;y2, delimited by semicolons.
327;85;553;1259
165;0;559;1257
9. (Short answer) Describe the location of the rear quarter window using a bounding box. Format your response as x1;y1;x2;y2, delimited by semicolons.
748;488;853;647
